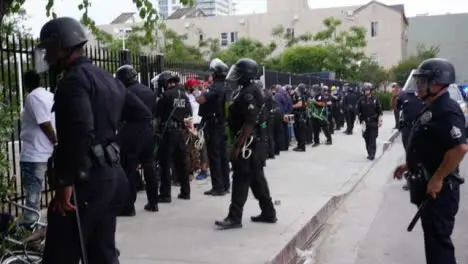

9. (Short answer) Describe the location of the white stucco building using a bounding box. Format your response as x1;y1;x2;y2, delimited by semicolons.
90;0;409;69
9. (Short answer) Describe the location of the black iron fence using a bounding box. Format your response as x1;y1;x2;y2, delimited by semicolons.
0;34;352;214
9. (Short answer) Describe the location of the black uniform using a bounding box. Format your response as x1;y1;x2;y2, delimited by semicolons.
116;71;160;214
405;58;464;264
291;91;306;151
330;89;342;131
311;93;332;145
342;88;359;134
37;17;150;264
357;93;382;160
215;58;276;230
265;89;280;158
199;81;230;195
396;90;425;149
155;85;192;201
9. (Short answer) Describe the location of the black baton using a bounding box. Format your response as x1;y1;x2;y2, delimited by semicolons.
407;174;464;232
72;185;88;264
407;197;429;232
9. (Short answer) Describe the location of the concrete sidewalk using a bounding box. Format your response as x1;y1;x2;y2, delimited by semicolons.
116;112;400;264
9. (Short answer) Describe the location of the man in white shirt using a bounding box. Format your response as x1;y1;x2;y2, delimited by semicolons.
20;71;56;222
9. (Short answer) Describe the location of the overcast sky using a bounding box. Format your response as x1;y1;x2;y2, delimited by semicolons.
22;0;468;36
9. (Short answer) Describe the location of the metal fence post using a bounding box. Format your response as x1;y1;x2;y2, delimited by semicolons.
139;55;149;87
119;49;131;66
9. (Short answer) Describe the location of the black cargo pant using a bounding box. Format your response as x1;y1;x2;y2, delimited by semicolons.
228;142;276;222
206;122;230;192
305;115;313;144
282;121;290;151
293;114;306;149
421;181;460;264
362;122;378;157
159;129;190;197
42;165;128;264
312;117;332;143
119;124;159;213
273;114;284;155
345;108;357;133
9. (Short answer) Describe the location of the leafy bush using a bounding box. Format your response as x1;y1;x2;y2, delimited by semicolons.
375;91;393;111
0;85;19;197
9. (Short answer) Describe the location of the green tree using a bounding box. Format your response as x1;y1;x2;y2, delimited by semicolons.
313;17;367;80
1;0;195;43
271;25;312;48
105;26;204;62
213;38;276;65
390;44;439;85
279;45;329;73
355;58;389;89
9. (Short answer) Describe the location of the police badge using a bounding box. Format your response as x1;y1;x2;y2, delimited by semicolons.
419;111;432;124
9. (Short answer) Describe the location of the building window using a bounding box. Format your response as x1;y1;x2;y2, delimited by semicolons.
370;53;379;63
199;34;204;42
220;32;228;46
371;21;378;37
286;28;295;38
230;31;238;42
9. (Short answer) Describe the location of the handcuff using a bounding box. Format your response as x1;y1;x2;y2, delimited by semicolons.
194;129;205;150
241;135;254;159
184;125;205;150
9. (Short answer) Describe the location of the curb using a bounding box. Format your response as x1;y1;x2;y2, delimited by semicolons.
268;130;401;264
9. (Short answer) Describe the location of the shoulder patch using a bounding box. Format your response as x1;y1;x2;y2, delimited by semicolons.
450;126;462;139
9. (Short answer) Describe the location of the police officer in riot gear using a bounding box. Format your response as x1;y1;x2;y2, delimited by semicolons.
290;84;307;151
397;84;425;149
343;84;359;134
322;86;335;134
394;58;467;264
115;65;159;214
264;88;281;159
330;86;342;131
215;58;277;230
396;83;425;191
197;58;230;196
357;82;382;160
37;17;150;264
311;86;333;146
155;71;192;202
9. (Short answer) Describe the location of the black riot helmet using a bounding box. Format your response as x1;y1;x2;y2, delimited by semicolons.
35;17;88;73
413;58;455;86
38;17;88;49
209;58;229;81
116;65;138;87
296;83;306;94
156;71;180;89
226;58;259;85
362;82;373;92
311;84;321;94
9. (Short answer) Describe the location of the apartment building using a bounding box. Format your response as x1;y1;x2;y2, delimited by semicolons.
90;0;408;69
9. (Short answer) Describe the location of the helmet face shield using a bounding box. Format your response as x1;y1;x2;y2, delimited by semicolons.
34;48;50;73
226;65;241;82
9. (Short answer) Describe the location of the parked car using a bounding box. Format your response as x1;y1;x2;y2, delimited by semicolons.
402;69;468;128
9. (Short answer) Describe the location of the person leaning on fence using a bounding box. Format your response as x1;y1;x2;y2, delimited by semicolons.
19;70;56;223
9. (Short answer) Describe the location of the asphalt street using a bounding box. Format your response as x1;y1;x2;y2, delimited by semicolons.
311;137;468;264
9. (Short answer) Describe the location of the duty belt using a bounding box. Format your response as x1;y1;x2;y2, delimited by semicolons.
161;120;184;130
